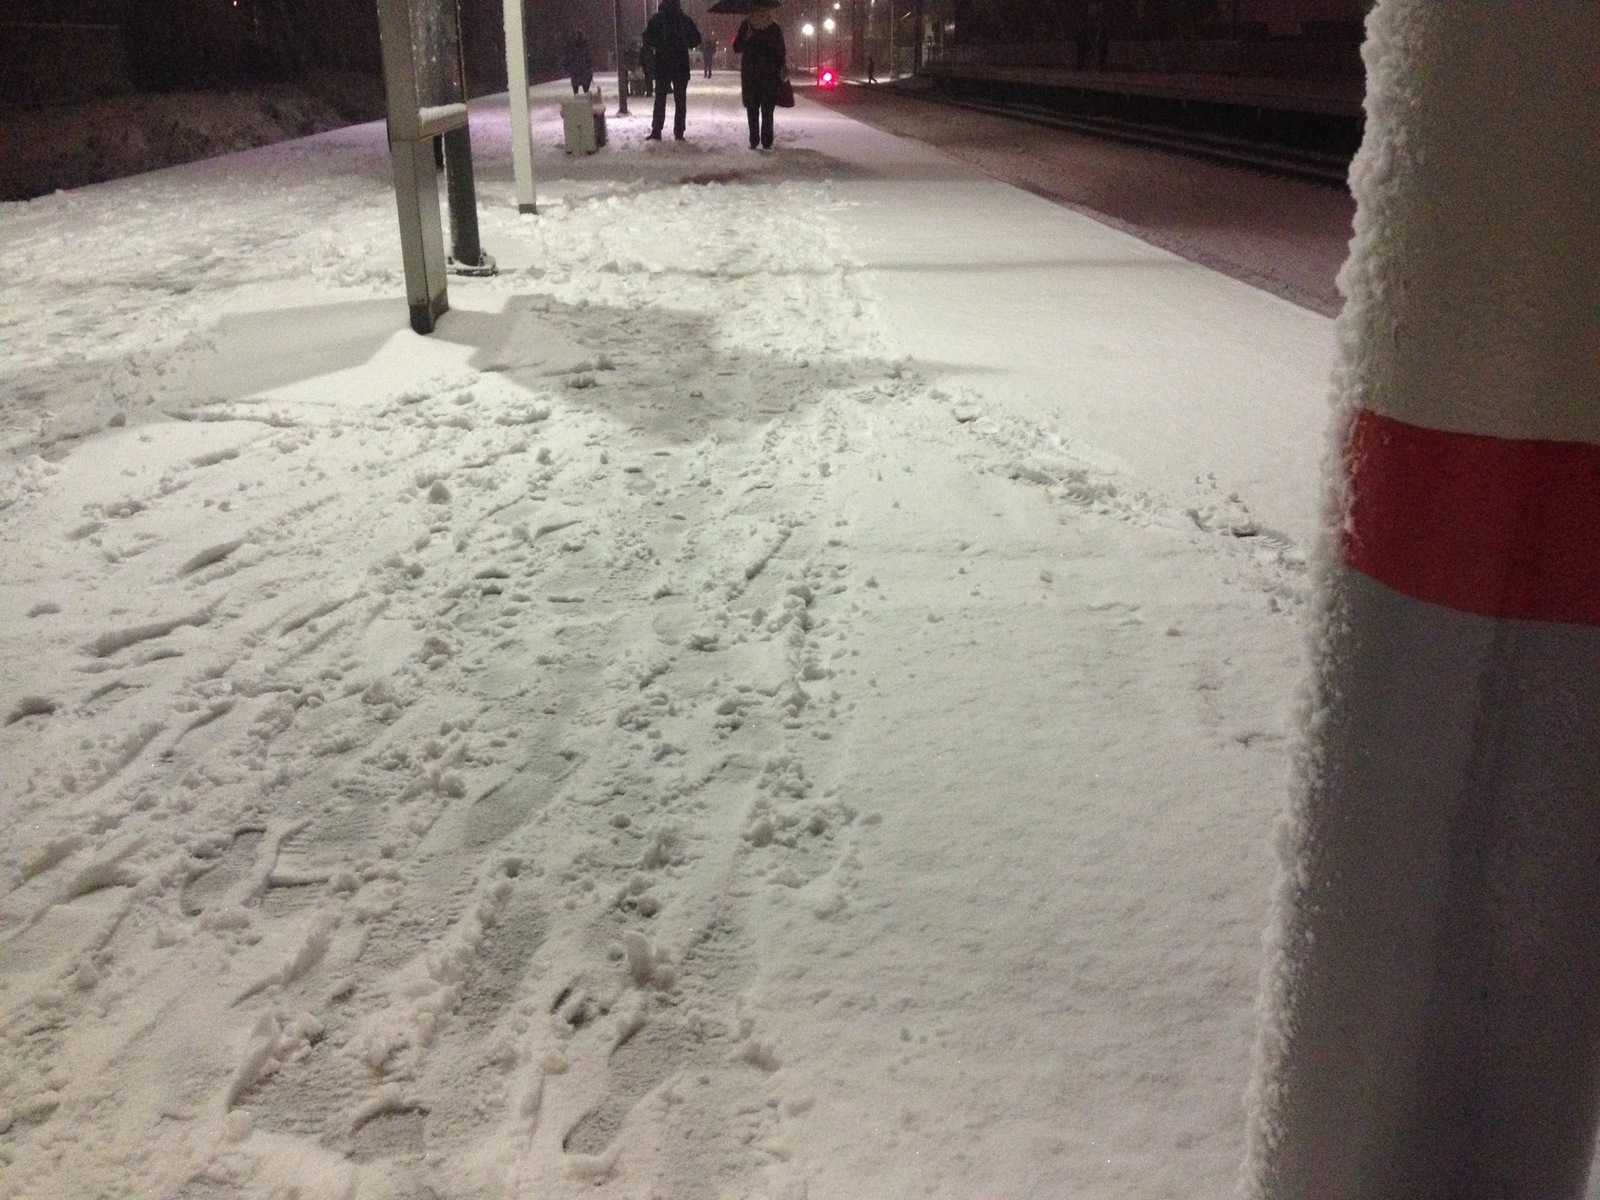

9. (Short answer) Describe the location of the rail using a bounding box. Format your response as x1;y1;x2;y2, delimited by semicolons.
930;90;1351;186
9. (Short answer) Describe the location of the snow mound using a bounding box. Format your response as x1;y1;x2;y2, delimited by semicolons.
0;70;384;201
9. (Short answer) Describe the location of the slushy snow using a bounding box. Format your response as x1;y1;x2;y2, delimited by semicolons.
2;78;1336;1198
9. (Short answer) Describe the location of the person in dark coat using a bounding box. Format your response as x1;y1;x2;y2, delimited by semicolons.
641;0;702;140
733;8;786;151
563;29;594;94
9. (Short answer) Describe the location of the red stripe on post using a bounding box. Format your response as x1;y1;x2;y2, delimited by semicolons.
1344;409;1600;626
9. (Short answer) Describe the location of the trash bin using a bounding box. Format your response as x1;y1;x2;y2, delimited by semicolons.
591;86;608;148
561;93;597;154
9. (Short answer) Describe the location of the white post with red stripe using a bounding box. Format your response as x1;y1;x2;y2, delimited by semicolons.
504;0;539;214
1243;4;1600;1198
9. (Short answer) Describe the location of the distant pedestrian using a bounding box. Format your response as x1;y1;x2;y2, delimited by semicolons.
622;42;642;95
642;0;702;140
733;8;786;150
701;38;716;78
867;54;876;83
563;29;594;94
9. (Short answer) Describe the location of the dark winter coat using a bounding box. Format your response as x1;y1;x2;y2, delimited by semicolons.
733;19;786;109
563;34;594;88
642;0;702;86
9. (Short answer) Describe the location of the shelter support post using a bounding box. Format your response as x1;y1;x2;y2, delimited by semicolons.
443;123;487;269
389;135;449;334
1242;4;1600;1197
377;0;479;330
503;0;538;212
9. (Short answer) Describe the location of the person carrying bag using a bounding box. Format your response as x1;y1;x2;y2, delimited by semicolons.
733;6;788;150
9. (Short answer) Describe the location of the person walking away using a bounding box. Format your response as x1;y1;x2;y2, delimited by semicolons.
640;38;655;96
563;29;594;94
642;0;702;140
701;38;716;78
866;54;876;83
733;8;785;150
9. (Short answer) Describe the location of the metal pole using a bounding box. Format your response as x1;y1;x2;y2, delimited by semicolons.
442;0;493;275
1242;4;1600;1198
442;124;483;268
641;0;653;95
886;0;894;78
851;0;863;76
613;0;629;116
376;0;449;333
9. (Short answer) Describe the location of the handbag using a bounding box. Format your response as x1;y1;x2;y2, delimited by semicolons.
775;78;796;108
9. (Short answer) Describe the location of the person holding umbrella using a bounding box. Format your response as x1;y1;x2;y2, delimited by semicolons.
729;0;787;151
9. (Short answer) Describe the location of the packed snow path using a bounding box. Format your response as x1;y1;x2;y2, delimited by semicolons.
0;79;1332;1198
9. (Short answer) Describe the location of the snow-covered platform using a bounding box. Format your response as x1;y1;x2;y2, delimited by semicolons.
0;78;1333;1198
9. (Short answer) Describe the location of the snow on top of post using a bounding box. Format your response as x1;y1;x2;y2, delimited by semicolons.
1337;2;1600;444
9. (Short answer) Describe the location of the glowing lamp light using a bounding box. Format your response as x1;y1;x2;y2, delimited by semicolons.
823;17;835;31
801;21;815;35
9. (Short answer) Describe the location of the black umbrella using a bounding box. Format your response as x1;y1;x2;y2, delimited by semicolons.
707;0;779;13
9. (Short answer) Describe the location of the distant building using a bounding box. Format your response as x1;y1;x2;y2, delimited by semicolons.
0;0;613;111
934;0;1367;78
0;0;128;107
945;0;1366;44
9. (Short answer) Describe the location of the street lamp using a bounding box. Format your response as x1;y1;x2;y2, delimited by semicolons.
886;0;894;79
801;20;815;70
822;15;835;69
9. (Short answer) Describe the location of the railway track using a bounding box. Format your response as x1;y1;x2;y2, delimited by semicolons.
906;89;1353;187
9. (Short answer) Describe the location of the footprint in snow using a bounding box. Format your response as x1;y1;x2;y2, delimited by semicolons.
5;696;58;725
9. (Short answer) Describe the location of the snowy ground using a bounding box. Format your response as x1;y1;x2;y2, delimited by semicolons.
2;79;1333;1198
